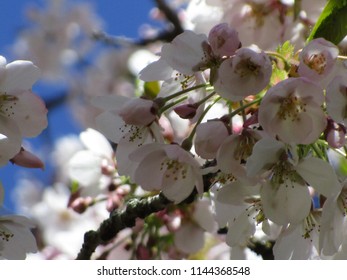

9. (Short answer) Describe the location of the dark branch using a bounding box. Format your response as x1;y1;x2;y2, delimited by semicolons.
92;0;184;47
76;193;172;260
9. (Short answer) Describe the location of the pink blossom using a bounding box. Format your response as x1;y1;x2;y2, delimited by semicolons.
298;38;338;87
213;47;272;101
208;23;241;57
258;77;327;144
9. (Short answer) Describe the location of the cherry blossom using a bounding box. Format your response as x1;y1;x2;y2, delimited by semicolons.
208;22;241;57
0;56;47;166
174;199;217;254
129;143;204;203
216;128;263;182
246;138;340;225
194;119;229;159
68;128;115;197
91;94;164;179
213;180;269;249
258;77;327;144
213;47;272;101
273;214;321;260
298;38;339;87
0;212;38;259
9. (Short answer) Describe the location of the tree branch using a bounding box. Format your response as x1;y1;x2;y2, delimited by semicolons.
76;193;172;260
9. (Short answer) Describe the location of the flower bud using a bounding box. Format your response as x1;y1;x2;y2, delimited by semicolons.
173;103;198;119
208;23;241;57
10;148;44;169
325;119;346;148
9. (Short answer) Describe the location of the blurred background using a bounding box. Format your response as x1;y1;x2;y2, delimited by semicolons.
0;0;160;211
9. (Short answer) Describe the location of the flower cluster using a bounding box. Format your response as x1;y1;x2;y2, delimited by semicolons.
88;20;347;259
0;55;47;259
5;0;347;261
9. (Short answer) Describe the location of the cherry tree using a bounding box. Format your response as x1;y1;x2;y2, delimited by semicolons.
2;0;347;261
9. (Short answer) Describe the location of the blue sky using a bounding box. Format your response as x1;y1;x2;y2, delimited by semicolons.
0;0;157;211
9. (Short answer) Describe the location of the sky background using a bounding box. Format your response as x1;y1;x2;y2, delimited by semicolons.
0;0;158;211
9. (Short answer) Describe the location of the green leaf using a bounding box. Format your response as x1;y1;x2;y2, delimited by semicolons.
276;40;295;60
307;0;347;45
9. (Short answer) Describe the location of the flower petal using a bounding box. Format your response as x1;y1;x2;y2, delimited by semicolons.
2;60;40;91
296;157;341;197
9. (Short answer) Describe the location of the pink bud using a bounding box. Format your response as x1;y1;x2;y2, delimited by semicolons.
208;23;241;57
69;196;94;214
325;119;346;148
173;103;198;119
10;148;44;169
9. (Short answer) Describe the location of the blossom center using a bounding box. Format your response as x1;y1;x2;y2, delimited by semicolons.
120;125;145;145
301;213;319;242
161;159;188;181
233;134;257;161
304;53;326;75
234;57;261;78
0;93;18;118
244;199;265;224
0;226;14;243
277;93;306;121
270;154;303;188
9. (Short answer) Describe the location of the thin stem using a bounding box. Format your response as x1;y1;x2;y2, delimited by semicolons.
186;97;221;143
159;96;188;114
161;83;208;103
310;143;326;160
239;100;246;123
266;51;291;70
227;97;262;120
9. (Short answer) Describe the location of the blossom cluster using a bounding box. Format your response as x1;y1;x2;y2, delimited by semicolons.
86;17;347;258
4;0;347;260
0;56;47;259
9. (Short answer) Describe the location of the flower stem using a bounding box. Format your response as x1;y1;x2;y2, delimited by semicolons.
266;51;291;70
227;97;262;120
161;83;209;103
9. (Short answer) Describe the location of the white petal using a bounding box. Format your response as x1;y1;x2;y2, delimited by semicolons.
68;150;102;187
95;111;124;144
162;168;196;203
192;199;216;232
91;95;129;111
139;58;174;81
133;148;166;190
273;224;316;260
261;181;311;225
226;210;256;247
0;116;21;166
245;138;284;178
80;128;113;158
8;91;48;137
296;157;341;197
161;30;208;75
216;181;259;206
319;195;345;256
174;222;205;254
2;60;40;91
